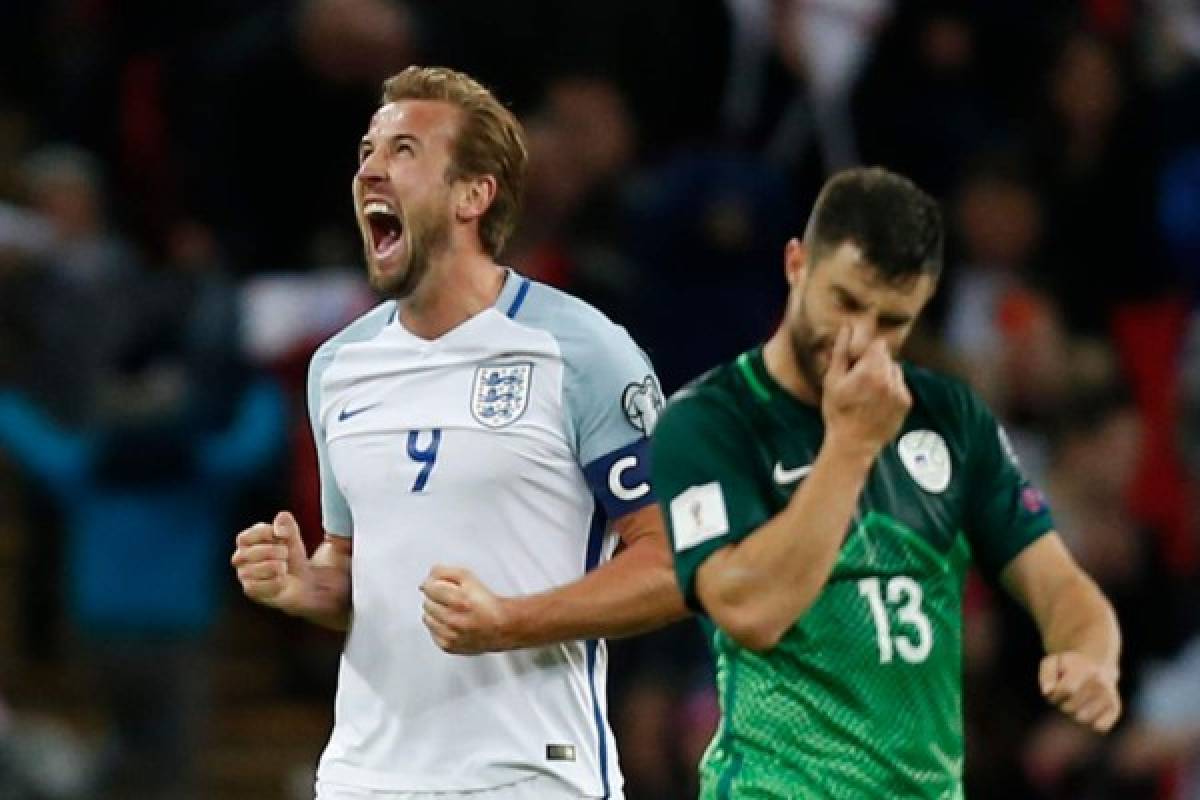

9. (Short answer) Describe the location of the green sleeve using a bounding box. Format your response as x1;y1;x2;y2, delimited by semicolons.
651;392;769;613
962;387;1055;578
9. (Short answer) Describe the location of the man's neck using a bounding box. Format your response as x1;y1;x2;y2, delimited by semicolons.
399;249;506;340
762;329;820;406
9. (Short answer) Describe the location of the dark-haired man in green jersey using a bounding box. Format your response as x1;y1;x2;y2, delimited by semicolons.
652;167;1122;799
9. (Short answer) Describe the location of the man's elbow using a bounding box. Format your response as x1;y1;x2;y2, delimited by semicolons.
695;554;810;652
706;599;792;652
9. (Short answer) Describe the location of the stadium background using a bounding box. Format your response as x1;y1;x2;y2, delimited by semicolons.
0;1;1198;798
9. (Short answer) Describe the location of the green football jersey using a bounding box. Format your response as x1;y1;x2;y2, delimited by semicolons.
652;348;1054;799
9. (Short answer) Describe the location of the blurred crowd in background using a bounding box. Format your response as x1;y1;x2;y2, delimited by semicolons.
0;1;1198;798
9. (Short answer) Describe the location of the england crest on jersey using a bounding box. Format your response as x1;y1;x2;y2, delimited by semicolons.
471;362;533;428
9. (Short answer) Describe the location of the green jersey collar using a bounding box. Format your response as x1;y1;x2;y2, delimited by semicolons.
735;347;823;420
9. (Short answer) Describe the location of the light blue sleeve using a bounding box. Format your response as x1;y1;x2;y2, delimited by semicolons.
306;301;395;537
309;341;353;537
522;285;664;520
564;323;661;461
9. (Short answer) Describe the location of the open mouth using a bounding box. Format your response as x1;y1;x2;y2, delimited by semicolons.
364;200;404;259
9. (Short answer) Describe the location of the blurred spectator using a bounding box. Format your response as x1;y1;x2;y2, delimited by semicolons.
1145;0;1200;81
0;697;98;799
856;3;1006;198
6;145;141;426
21;146;136;285
507;77;642;319
583;0;731;159
1032;29;1168;334
294;0;415;86
722;0;892;172
0;201;53;262
0;220;285;798
0;380;284;798
1044;381;1186;675
622;152;796;391
942;153;1069;480
1114;635;1200;799
172;0;416;272
1013;376;1189;799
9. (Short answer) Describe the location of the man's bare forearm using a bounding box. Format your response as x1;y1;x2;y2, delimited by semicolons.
696;435;874;650
1038;569;1120;670
291;539;353;632
498;533;686;648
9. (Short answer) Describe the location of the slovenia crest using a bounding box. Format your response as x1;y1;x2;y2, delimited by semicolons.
897;429;952;494
471;362;533;429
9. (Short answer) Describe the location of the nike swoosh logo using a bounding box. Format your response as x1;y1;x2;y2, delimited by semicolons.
774;462;813;484
338;403;378;422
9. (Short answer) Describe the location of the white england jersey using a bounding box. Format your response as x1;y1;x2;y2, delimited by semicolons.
308;271;663;796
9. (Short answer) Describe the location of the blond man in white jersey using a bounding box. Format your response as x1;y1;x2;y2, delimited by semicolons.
230;66;686;800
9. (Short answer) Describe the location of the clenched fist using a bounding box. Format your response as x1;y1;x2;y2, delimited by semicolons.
1040;651;1122;733
231;511;311;614
420;565;513;654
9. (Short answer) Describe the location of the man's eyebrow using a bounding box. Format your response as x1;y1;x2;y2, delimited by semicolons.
359;133;420;149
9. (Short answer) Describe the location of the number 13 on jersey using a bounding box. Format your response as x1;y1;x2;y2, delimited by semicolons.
858;576;934;664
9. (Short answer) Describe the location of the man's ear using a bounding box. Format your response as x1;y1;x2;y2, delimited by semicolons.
455;175;497;223
784;237;808;288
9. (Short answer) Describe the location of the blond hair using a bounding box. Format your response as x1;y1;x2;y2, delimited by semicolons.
382;66;527;258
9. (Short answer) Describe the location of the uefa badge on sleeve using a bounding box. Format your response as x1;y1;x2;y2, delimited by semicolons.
471;362;533;428
622;375;664;434
1020;485;1047;514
